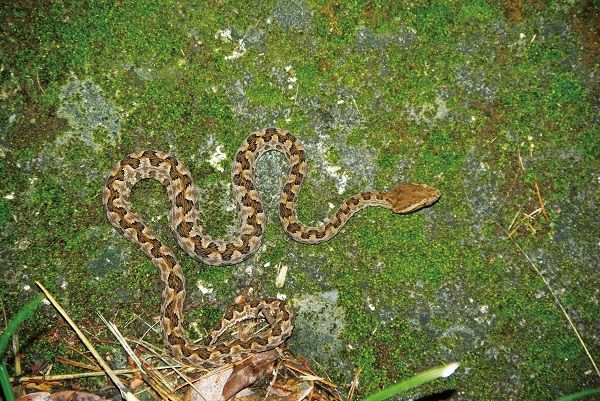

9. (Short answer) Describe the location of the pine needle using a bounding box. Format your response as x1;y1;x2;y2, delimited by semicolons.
35;281;141;401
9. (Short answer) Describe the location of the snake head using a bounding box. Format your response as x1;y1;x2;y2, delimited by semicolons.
382;183;441;214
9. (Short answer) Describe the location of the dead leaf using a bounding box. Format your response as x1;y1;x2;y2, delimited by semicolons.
184;366;233;401
22;381;60;393
129;377;144;390
233;379;313;401
275;380;312;401
184;350;280;401
16;392;51;401
18;391;110;401
222;350;279;400
50;390;110;401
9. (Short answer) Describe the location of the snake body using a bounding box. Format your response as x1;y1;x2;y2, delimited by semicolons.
103;128;440;367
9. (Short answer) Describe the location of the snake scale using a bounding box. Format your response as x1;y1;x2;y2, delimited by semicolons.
103;127;441;367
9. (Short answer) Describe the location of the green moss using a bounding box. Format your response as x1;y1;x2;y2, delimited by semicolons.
325;145;341;165
414;3;454;41
1;0;598;399
551;73;583;104
458;0;495;23
375;151;399;171
579;129;600;159
0;199;11;229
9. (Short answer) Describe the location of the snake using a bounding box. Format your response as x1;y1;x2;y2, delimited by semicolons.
103;127;441;367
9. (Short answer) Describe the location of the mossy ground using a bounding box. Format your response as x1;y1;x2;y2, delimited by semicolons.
1;1;599;400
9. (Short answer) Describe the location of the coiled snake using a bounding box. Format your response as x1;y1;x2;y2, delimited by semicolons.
103;128;441;367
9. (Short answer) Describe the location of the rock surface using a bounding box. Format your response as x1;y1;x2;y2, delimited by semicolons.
0;1;598;400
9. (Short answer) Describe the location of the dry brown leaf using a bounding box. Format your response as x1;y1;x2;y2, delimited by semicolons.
18;391;110;401
129;377;144;390
22;381;60;393
184;350;280;401
222;349;279;400
233;380;313;401
184;366;233;401
230;389;260;401
276;380;312;401
16;392;51;401
50;390;111;401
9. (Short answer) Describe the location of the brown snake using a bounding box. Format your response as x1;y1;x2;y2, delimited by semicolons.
103;127;441;367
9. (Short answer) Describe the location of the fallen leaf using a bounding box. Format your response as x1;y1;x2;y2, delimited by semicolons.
16;392;51;401
184;366;233;401
129;377;144;390
222;350;279;400
275;380;312;401
50;390;110;401
233;380;313;401
18;391;110;401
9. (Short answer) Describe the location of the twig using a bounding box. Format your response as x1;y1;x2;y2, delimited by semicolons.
347;367;362;401
349;94;360;116
293;81;299;106
494;224;600;378
12;334;21;375
534;182;549;221
43;364;53;378
127;337;210;397
99;313;183;401
286;81;300;123
285;360;337;389
55;356;99;372
35;281;141;401
507;208;543;238
99;314;142;368
12;333;23;399
506;206;523;233
523;207;542;219
507;214;526;239
517;150;525;171
64;344;101;368
36;72;46;95
12;366;180;383
263;362;281;401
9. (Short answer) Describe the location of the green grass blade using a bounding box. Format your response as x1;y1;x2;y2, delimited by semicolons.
0;362;15;401
0;294;43;357
362;362;459;401
0;295;43;401
557;388;600;401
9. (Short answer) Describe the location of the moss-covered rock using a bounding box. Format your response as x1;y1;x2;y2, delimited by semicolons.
1;1;598;399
